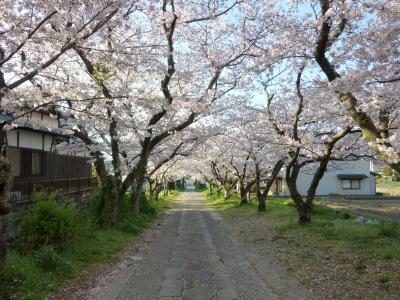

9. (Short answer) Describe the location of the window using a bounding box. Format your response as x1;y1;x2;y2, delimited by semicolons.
32;152;42;175
276;178;283;192
342;179;360;190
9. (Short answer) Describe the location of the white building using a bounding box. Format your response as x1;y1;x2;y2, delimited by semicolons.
270;160;377;196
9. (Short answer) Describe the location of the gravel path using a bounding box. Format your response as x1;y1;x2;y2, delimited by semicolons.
94;191;310;300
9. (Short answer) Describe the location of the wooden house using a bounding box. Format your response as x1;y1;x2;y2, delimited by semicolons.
1;110;96;203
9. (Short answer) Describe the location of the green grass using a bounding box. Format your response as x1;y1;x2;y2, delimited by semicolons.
376;181;400;196
194;186;207;192
376;178;400;185
1;190;180;300
2;230;135;300
206;194;400;262
157;190;180;207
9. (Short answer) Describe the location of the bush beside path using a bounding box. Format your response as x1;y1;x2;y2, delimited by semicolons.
0;191;179;300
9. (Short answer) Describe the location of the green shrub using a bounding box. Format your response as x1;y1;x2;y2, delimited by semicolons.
382;166;393;178
115;193;155;233
88;187;104;225
341;212;352;220
15;192;90;253
0;261;26;299
393;172;400;181
139;193;157;215
282;199;296;207
33;246;72;274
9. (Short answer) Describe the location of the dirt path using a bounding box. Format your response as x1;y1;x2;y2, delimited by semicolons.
316;198;400;223
70;191;310;300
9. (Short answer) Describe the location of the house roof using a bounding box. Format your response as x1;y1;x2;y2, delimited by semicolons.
337;174;369;179
0;113;13;122
1;112;69;138
14;124;70;138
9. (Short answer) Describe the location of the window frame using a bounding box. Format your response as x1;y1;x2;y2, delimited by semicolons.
31;151;43;176
342;179;361;190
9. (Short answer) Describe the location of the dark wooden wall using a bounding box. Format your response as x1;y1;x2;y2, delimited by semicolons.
18;149;91;180
44;152;91;179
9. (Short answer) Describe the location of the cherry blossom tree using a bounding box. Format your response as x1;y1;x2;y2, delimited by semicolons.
256;0;400;172
57;0;261;225
0;0;126;270
264;64;370;224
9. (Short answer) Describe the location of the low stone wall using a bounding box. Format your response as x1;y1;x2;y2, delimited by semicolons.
0;189;93;242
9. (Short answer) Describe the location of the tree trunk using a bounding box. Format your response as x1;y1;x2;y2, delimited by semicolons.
149;187;154;201
257;194;267;212
0;154;13;271
257;159;285;212
286;158;312;225
73;130;120;228
240;193;249;205
102;176;120;228
298;203;312;225
238;180;247;204
163;179;168;196
0;155;12;216
119;148;149;215
133;192;140;214
154;186;162;201
131;167;147;215
128;180;140;215
255;163;265;211
0;223;6;272
217;185;223;196
240;184;248;205
223;189;228;200
149;179;156;201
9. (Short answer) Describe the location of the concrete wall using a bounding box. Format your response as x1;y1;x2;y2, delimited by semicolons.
280;160;376;196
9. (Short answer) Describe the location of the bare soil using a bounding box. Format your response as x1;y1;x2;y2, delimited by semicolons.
316;197;400;223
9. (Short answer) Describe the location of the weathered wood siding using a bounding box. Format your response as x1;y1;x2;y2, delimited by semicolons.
15;149;91;180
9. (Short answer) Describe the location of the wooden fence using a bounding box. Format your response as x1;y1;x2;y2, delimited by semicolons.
11;176;98;204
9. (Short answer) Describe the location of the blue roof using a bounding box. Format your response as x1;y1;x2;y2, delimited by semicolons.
0;113;13;122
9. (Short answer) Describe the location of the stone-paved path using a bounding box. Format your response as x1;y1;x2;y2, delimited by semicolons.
99;191;309;300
